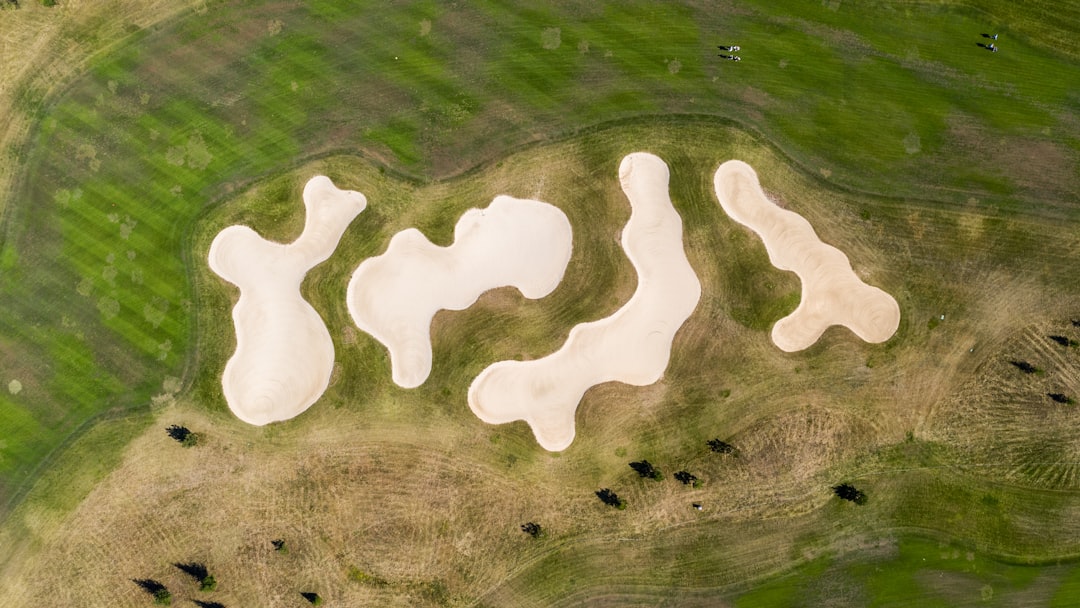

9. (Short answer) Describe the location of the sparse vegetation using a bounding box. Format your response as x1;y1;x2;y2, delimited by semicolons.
347;566;388;586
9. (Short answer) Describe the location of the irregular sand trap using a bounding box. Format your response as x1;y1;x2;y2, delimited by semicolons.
347;196;572;388
468;153;702;451
713;160;900;352
209;176;367;425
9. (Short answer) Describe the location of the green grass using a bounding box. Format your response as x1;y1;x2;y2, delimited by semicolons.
0;0;1079;604
734;535;1070;607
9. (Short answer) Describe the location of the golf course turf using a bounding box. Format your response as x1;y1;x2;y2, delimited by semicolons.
0;0;1078;605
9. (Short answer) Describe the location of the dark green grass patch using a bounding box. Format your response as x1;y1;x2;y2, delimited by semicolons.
733;535;1067;608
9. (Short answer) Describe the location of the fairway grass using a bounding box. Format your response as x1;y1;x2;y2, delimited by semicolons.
0;0;1078;605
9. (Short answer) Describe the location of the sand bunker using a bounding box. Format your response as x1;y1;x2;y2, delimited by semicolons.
713;160;900;352
209;176;367;425
468;153;701;451
347;196;572;388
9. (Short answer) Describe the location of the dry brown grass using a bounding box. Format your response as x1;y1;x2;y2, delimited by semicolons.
927;317;1080;490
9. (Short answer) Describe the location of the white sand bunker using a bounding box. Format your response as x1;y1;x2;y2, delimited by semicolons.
347;197;572;388
713;160;900;352
468;153;702;451
209;176;367;425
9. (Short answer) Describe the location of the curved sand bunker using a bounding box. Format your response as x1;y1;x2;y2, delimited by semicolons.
468;153;702;451
209;176;367;425
713;160;900;352
347;197;573;388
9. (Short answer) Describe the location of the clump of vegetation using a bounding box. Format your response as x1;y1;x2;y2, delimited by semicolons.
191;601;225;608
595;488;626;509
347;566;388;586
165;425;199;447
174;562;216;591
674;471;702;487
132;579;172;605
41;0;55;6
300;591;323;606
1009;360;1040;374
1049;335;1079;347
707;438;737;455
520;522;543;538
1048;393;1075;405
271;539;287;553
832;483;867;505
629;460;662;481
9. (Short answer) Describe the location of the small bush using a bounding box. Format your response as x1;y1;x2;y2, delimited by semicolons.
300;591;323;606
832;483;867;505
596;488;626;509
629;460;662;481
520;522;543;538
133;580;172;605
165;425;199;446
707;438;736;455
1009;360;1039;374
674;471;699;486
271;539;287;553
347;566;388;586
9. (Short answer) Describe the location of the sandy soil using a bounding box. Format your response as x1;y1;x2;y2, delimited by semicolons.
468;153;701;451
209;176;367;425
347;196;572;388
713;160;900;351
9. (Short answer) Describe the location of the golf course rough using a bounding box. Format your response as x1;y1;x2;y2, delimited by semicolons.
713;160;900;351
346;196;573;389
209;176;367;425
468;152;702;451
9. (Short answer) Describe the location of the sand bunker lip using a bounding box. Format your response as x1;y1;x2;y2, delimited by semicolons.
713;160;900;352
209;175;367;425
467;152;702;451
346;196;572;388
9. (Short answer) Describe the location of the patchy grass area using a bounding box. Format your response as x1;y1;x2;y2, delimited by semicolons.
0;0;1079;605
2;0;1078;512
4;127;1080;605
